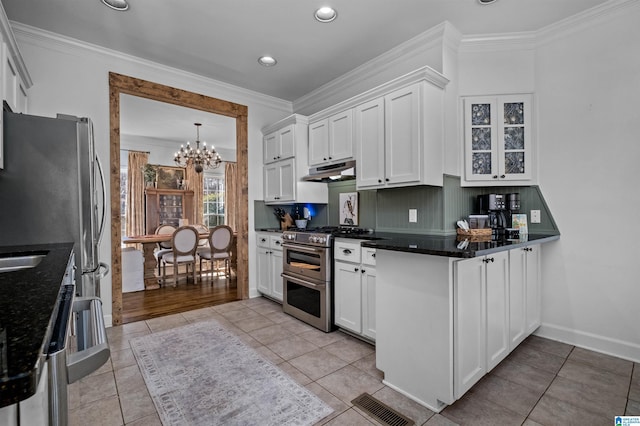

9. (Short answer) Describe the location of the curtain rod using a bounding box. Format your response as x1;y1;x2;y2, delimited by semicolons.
120;149;151;154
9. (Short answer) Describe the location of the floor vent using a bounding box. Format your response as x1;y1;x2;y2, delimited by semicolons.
351;393;415;426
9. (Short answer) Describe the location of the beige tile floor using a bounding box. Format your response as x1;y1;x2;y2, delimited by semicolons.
69;297;640;425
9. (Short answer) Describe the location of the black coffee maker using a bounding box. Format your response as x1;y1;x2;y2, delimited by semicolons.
478;193;519;239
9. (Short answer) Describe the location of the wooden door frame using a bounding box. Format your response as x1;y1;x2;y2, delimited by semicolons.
109;72;249;326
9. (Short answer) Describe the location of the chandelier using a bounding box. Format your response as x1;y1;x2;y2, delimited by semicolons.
174;123;222;173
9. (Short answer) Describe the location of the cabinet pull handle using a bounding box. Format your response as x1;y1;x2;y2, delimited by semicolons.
354;267;359;272
275;241;281;245
343;249;352;254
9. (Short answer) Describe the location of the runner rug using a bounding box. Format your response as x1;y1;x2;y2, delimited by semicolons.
130;319;333;425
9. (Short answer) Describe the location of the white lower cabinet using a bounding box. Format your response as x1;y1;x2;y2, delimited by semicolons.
509;244;541;348
333;238;376;341
376;244;542;412
256;232;283;302
454;251;509;398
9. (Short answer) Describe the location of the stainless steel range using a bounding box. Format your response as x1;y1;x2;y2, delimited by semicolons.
281;226;371;332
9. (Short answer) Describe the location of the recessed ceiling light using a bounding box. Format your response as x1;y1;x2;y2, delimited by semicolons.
258;56;277;67
314;6;337;23
101;0;129;11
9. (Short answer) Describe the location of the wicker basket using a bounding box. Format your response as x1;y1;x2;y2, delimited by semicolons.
456;228;492;242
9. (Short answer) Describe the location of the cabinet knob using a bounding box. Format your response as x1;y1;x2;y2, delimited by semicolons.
385;178;390;182
361;269;366;274
500;174;506;179
492;175;498;179
378;179;382;183
329;156;332;160
372;253;376;258
323;157;327;161
524;247;532;252
343;249;352;254
275;241;281;245
273;157;277;160
261;238;266;242
354;267;359;272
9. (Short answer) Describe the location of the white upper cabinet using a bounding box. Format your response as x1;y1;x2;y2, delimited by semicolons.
307;67;448;190
463;94;534;186
261;114;328;205
308;110;353;167
263;124;295;164
355;80;445;189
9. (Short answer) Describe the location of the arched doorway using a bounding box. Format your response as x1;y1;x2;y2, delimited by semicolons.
109;72;249;326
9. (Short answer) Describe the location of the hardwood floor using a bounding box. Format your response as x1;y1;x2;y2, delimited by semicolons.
121;269;238;324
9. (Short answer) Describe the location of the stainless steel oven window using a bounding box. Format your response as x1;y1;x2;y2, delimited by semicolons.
282;243;330;281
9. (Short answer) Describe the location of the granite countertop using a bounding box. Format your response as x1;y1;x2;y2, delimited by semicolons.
356;232;560;258
0;242;74;407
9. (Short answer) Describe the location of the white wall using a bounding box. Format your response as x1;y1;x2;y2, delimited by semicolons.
13;25;292;325
534;3;640;360
458;2;640;361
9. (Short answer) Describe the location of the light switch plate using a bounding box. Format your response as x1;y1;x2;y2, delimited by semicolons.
409;209;418;223
531;210;541;224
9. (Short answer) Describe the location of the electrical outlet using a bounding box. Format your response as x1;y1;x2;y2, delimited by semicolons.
531;210;541;224
409;209;418;223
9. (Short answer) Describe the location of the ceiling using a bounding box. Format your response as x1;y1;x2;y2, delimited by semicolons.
3;0;609;148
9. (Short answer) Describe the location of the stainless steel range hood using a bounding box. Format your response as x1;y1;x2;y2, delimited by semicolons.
302;160;356;182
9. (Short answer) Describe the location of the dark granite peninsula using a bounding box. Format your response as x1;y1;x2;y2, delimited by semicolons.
0;242;74;407
360;232;560;258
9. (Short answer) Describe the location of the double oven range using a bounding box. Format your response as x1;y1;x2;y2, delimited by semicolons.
281;226;370;332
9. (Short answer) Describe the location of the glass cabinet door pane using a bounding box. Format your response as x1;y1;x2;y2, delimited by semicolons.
472;152;492;175
471;104;491;125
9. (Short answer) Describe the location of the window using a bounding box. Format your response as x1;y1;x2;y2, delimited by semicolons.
203;175;225;227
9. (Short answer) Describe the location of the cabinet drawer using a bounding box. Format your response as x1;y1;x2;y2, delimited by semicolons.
270;235;283;251
362;248;377;266
334;240;362;263
257;234;270;249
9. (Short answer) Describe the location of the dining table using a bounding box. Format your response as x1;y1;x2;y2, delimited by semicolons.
122;232;211;290
122;232;237;290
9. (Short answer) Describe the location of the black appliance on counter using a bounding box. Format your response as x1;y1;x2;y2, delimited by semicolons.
0;111;110;425
477;193;520;239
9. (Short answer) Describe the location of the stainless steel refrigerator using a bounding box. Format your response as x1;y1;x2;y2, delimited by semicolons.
0;110;109;297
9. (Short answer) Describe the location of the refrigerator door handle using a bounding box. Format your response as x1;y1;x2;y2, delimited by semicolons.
82;262;110;279
95;154;107;244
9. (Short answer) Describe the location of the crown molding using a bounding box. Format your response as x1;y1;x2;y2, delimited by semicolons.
308;66;449;122
0;14;32;87
460;32;537;53
293;22;450;115
9;22;292;113
535;0;639;47
261;113;309;135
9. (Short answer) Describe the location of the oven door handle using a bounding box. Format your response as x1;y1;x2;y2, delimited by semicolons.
282;243;325;254
282;273;325;289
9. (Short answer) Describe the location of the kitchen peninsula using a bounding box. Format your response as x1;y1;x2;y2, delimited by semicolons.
363;232;560;412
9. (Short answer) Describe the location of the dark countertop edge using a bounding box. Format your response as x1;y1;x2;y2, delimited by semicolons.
0;242;74;408
255;228;284;233
360;232;560;258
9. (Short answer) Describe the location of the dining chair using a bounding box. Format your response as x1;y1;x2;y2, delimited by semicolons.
198;225;233;282
161;225;199;287
193;223;210;250
154;224;176;277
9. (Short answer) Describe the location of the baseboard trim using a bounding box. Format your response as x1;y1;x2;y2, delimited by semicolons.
535;323;640;363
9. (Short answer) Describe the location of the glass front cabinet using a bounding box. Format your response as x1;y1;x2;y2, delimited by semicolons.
463;94;533;186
